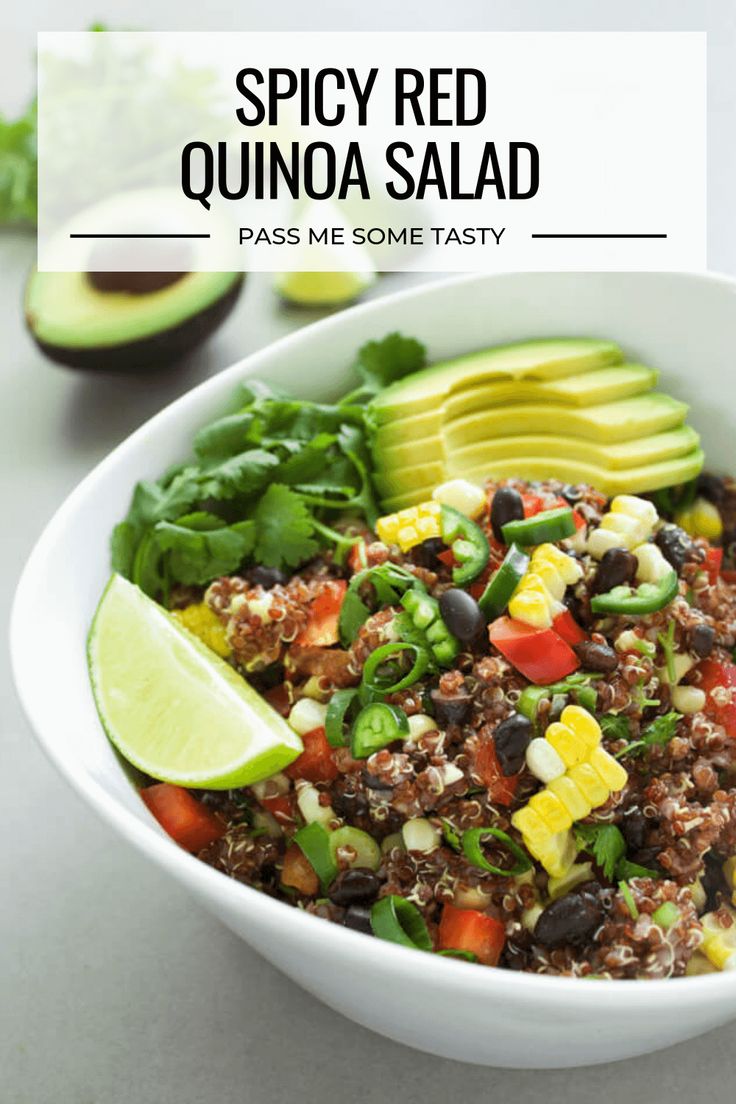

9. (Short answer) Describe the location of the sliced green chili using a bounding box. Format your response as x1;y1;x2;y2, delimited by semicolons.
338;562;424;646
293;822;337;891
440;505;490;586
477;543;529;620
325;688;359;747
401;590;459;667
361;640;430;698
351;702;410;759
462;827;532;877
370;894;432;950
590;569;679;615
501;506;575;546
441;818;462;852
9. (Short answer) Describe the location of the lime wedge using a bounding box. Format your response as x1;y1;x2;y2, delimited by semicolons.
87;574;303;788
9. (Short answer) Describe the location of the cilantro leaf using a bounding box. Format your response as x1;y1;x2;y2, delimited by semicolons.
615;858;661;881
154;515;255;585
253;485;318;568
616;711;682;759
0;99;37;226
352;332;427;395
197;448;280;500
574;823;626;880
599;714;630;742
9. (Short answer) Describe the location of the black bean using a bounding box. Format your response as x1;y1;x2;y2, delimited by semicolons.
697;472;726;505
246;565;289;589
328;868;381;908
621;807;647;852
342;904;374;935
490;486;524;542
689;623;715;658
534;889;603;948
590;548;638;595
494;712;532;776
655;525;694;573
564;591;587;627
573;640;618;674
331;785;369;822
430;688;473;727
412;537;446;569
561;483;585;504
438;588;485;643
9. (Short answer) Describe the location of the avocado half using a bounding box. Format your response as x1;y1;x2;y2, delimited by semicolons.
25;269;244;371
368;338;704;507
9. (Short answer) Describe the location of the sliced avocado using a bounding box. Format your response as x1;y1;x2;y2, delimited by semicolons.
372;362;657;449
26;269;244;371
274;270;376;307
379;448;705;513
369;338;624;423
373;425;701;497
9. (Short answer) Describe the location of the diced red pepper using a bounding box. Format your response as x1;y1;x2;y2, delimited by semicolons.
552;608;587;646
696;659;736;736
140;783;226;852
347;539;368;574
281;842;319;895
285;726;338;783
438;903;506;966
572;509;586;532
704;546;723;585
489;615;580;684
295;580;347;646
260;792;297;827
474;738;519;806
521;492;546;517
721;569;736;585
437;548;458;568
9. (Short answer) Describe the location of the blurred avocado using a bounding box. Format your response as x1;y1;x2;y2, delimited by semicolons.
25;240;244;371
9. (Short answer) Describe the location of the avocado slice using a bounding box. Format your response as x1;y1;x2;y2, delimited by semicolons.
371;362;657;448
25;269;244;371
368;338;624;423
378;448;705;513
373;425;701;497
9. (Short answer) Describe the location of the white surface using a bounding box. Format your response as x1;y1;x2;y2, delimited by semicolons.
4;0;736;1099
11;271;736;1072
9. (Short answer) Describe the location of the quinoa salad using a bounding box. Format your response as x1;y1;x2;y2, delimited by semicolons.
92;336;736;979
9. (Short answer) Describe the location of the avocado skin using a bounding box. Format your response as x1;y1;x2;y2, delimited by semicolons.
28;275;244;372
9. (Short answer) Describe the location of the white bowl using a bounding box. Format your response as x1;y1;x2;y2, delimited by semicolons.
11;271;736;1069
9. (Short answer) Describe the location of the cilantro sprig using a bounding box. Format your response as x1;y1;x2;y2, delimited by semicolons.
614;711;682;760
112;336;425;597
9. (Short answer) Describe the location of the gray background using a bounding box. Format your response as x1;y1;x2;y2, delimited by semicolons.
3;3;735;1102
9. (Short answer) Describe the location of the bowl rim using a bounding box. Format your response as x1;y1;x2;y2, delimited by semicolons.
11;268;736;1006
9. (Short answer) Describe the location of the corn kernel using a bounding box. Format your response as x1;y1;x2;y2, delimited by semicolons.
567;762;609;806
701;908;736;971
587;527;625;560
532;543;584;586
526;738;566;783
634;542;672;584
588;745;628;792
560;705;602;751
532;829;577;879
511;806;550;848
548;861;594;900
600;512;648;546
509;587;553;629
671;685;706;714
432;479;486;519
546;722;589;768
677;497;723;541
610;495;658;527
531;560;567;601
548;774;592;820
172;603;231;658
529;789;573;833
375;513;399;543
376;501;442;552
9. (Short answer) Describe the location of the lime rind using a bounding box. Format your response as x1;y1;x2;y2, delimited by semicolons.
87;574;302;789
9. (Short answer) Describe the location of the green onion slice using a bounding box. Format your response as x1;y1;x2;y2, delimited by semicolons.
370;895;432;951
441;818;462;852
618;880;639;920
462;827;532;877
361;640;430;697
325;688;359;747
293;822;337;891
652;901;680;930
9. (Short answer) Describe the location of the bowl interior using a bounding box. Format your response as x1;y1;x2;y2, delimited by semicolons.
11;269;736;979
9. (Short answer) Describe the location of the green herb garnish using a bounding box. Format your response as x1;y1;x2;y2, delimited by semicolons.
615;711;682;759
619;881;639;920
574;823;626;880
